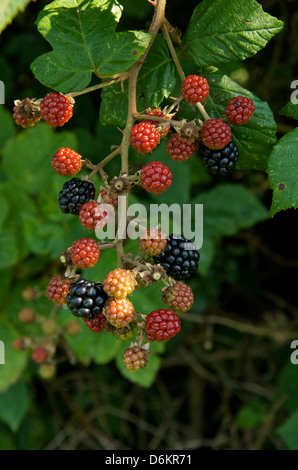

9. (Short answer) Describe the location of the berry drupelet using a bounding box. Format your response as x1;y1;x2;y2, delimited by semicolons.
153;234;200;281
66;278;108;320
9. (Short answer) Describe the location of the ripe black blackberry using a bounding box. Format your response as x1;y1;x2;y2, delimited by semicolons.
58;178;95;215
198;140;239;176
153;234;199;280
66;278;108;319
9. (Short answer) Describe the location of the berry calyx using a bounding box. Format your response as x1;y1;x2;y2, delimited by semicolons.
103;268;137;298
201;118;232;150
166;133;197;161
129;122;160;153
32;346;49;364
140;161;173;194
139;228;167;257
13;98;41;128
199;140;239;176
46;275;73;305
103;298;134;328
51;148;82;176
181;75;209;104
123;345;149;371
145;309;181;342
162;281;194;313
39;93;73;127
146;109;170;139
69;238;100;269
66;278;108;320
79;200;108;231
58;178;95;215
153;234;200;281
83;312;106;333
225;95;256;125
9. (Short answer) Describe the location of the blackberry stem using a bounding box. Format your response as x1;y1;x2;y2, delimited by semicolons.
162;21;210;122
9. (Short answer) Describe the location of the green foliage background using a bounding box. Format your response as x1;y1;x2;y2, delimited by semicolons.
0;0;298;451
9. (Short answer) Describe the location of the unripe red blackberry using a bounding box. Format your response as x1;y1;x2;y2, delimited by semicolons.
51;148;82;176
39;92;73;127
69;238;100;269
46;275;73;305
103;268;137;298
139;228;167;257
167;133;197;161
129;121;160;153
145;308;181;342
103;298;134;328
83;312;106;333
12;338;26;351
79;201;109;231
141;161;172;194
32;346;49;364
13;98;41;128
225;95;255;125
181;75;209;104
99;189;118;208
18;308;36;323
146;109;170;139
123;345;149;371
162;282;194;313
201;118;232;150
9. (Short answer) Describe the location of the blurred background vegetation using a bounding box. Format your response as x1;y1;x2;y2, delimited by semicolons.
0;0;298;450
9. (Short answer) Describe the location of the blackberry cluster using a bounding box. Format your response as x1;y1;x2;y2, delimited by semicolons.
199;140;239;176
153;234;199;280
66;279;108;319
58;178;95;215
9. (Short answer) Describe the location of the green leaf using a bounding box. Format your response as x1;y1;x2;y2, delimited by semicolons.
31;0;152;92
0;321;28;393
0;226;19;269
279;101;298;121
276;362;298;413
64;315;121;365
2;123;77;195
100;34;176;127
236;398;268;431
278;411;298;450
0;380;30;432
183;0;283;67
22;215;66;258
195;183;268;237
0;0;31;34
202;70;277;171
0;193;9;229
0;105;16;151
267;128;298;216
116;342;161;387
193;183;268;273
